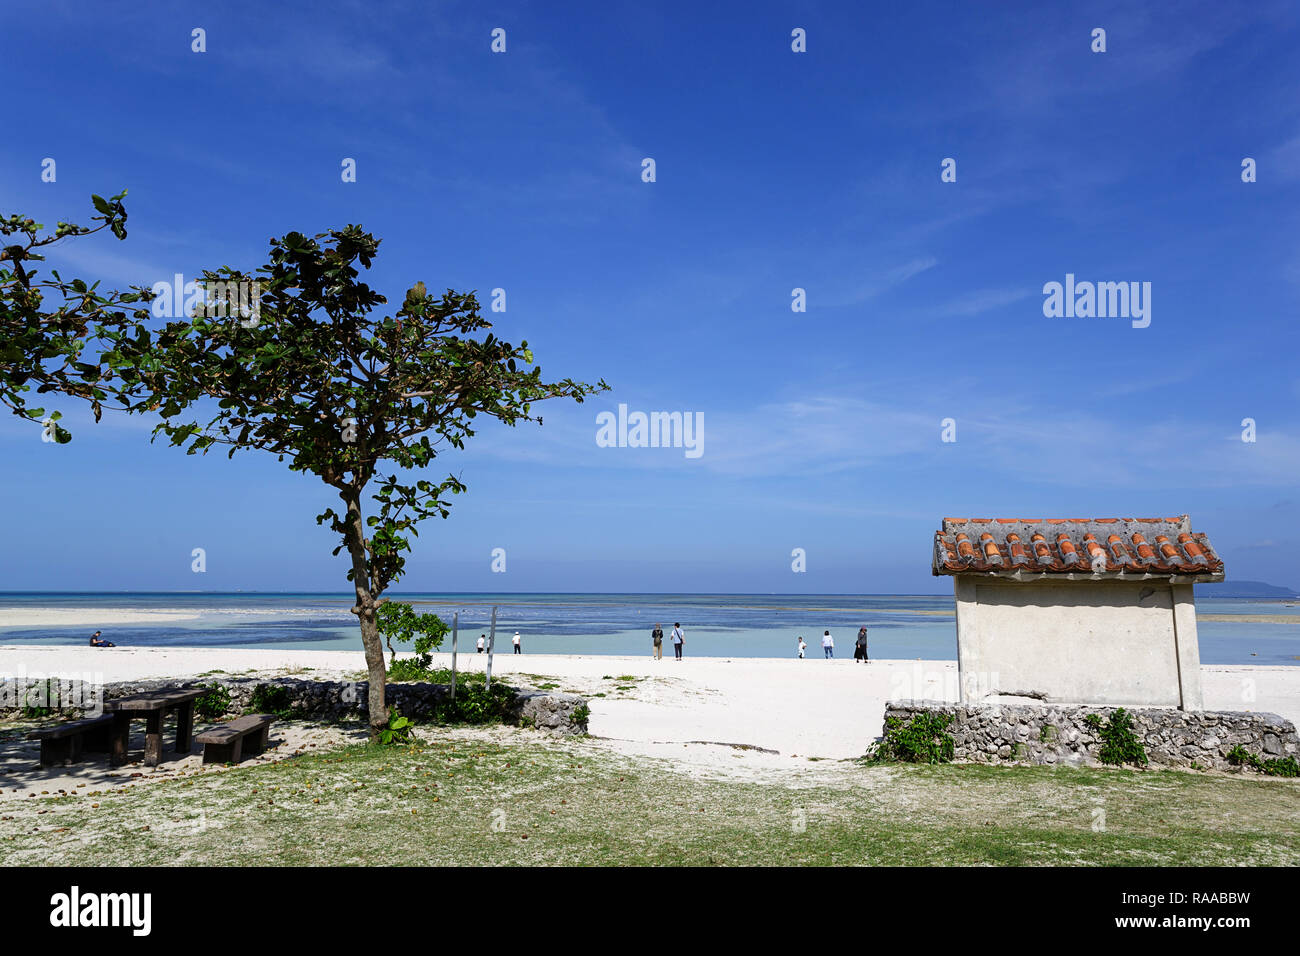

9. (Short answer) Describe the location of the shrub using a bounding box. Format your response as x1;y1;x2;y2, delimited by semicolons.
194;682;232;721
1084;708;1147;767
869;711;955;764
1227;744;1300;777
1265;757;1298;777
386;662;489;685
247;683;295;719
432;681;513;725
378;707;414;746
571;703;590;727
387;657;437;682
380;666;514;725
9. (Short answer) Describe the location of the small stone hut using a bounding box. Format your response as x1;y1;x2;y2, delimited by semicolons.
932;515;1224;710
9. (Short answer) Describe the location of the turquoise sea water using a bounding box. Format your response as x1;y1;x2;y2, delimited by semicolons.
0;592;1297;666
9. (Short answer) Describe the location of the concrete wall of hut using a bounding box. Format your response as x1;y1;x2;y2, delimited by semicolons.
952;577;1204;710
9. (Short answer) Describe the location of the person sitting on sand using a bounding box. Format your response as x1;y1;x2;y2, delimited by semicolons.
822;630;834;658
88;630;115;648
652;623;664;660
797;635;807;659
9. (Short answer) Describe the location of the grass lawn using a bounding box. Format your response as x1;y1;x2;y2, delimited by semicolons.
2;728;1297;866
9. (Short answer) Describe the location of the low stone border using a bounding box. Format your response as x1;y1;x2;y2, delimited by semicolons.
1;676;589;736
883;700;1298;772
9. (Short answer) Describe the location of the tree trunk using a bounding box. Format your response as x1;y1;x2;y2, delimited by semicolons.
358;601;387;742
342;489;388;741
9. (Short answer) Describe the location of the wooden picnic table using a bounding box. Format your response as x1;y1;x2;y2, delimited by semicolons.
105;689;206;767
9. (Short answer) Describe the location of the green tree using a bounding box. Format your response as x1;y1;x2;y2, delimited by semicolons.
0;191;151;441
110;225;607;740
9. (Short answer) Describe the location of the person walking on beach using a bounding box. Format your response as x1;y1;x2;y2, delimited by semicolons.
797;635;807;659
854;626;869;663
671;623;684;660
652;623;664;660
512;631;522;655
477;634;486;654
822;630;834;658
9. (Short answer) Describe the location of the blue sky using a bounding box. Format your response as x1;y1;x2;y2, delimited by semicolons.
3;0;1299;594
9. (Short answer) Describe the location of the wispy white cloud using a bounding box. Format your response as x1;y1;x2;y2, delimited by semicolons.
817;257;938;308
928;287;1033;318
442;389;1300;494
1266;133;1300;182
50;243;172;290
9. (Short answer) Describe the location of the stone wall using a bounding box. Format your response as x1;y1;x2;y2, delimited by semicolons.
2;676;589;736
883;700;1298;772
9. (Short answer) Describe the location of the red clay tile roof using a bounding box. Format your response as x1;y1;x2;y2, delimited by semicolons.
933;515;1224;579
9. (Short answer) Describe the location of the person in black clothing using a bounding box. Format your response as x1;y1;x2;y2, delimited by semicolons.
88;630;115;648
854;626;869;662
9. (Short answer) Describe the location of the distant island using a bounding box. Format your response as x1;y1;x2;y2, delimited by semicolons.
1198;579;1299;598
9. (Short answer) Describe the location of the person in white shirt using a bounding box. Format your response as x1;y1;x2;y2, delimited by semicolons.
797;636;807;659
512;631;522;655
670;623;684;660
477;634;486;654
821;630;834;659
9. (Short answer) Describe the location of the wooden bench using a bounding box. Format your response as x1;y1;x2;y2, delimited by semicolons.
196;714;276;764
26;714;115;768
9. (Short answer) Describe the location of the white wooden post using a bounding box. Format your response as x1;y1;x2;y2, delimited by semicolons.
449;611;459;703
485;606;498;691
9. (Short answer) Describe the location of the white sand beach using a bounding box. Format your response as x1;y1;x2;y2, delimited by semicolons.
4;645;1298;769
